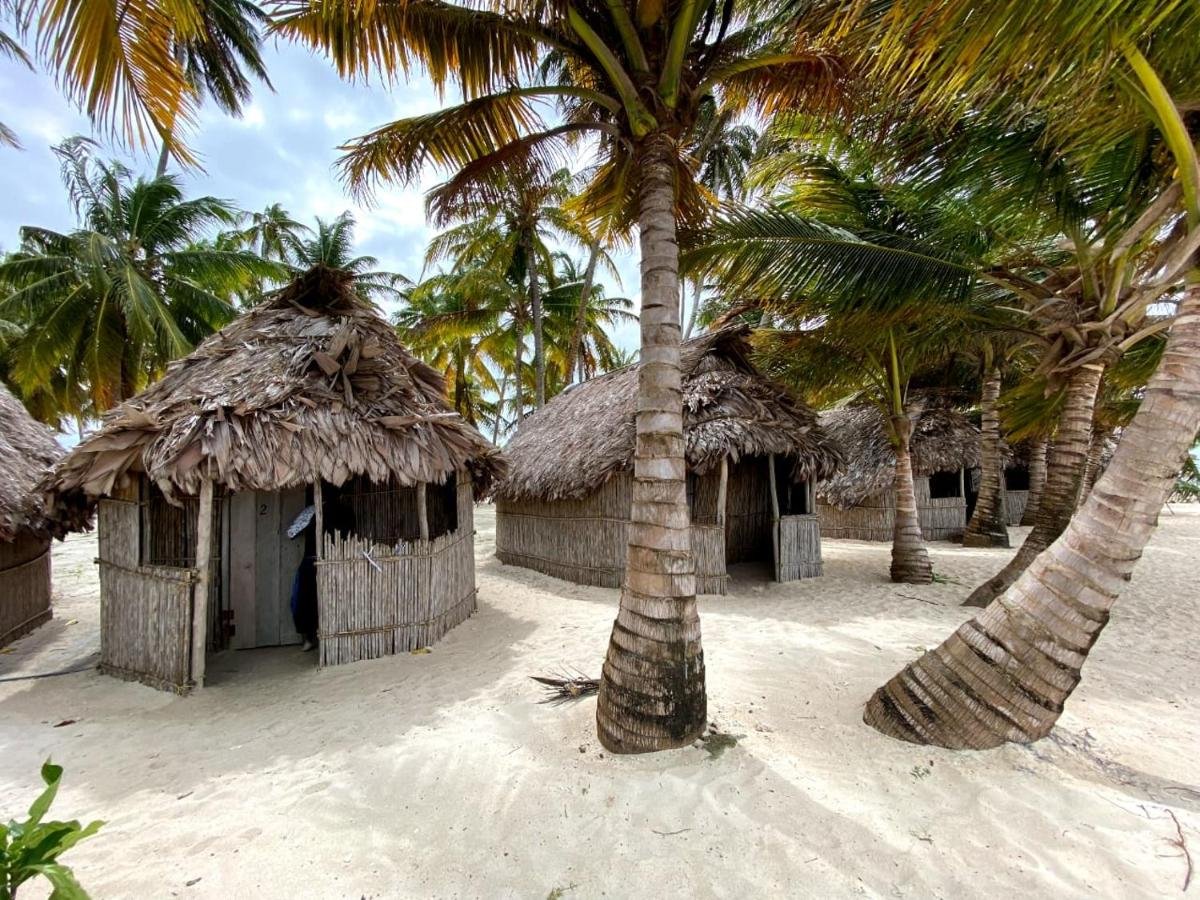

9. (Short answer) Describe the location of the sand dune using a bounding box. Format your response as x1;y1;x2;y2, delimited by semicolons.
1;505;1197;898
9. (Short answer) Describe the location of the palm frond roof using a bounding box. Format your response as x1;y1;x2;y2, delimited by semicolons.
494;325;842;503
0;383;70;540
817;401;981;509
46;267;504;518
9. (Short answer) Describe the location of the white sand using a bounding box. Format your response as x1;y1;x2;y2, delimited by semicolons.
1;506;1197;899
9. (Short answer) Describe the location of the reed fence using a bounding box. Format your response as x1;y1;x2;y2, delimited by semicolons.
0;533;52;646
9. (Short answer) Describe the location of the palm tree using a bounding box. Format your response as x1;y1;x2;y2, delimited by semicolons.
854;4;1200;748
272;0;854;752
0;17;33;147
155;0;273;175
232;203;311;265
428;163;579;409
11;0;270;166
0;138;276;420
542;253;636;384
291;212;406;303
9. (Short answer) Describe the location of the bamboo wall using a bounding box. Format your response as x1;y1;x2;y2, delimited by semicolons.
97;494;196;692
497;458;826;592
1004;489;1029;526
0;532;53;647
315;475;476;666
818;473;968;542
777;515;823;580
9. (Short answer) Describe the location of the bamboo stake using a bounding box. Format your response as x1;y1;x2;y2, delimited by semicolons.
417;482;429;541
768;454;780;522
191;477;214;689
314;480;324;560
716;457;728;526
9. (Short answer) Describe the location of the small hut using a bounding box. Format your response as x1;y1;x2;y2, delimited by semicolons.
0;385;74;646
46;267;503;693
493;326;842;592
816;403;981;542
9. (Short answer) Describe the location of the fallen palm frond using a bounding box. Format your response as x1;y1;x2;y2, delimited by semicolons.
530;669;599;705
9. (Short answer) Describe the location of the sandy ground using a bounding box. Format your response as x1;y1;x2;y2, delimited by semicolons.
1;506;1198;899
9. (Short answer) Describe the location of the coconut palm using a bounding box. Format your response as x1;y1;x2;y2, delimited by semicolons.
854;5;1200;748
291;212;406;303
542;252;636;384
0;138;277;421
155;0;273;175
272;0;861;752
0;17;32;147
10;0;272;166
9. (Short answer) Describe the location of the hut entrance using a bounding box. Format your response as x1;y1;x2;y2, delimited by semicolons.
711;455;822;584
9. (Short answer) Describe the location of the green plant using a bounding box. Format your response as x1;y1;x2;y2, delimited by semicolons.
1;761;102;900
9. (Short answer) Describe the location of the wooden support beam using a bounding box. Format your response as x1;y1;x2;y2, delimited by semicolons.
191;477;214;689
314;479;325;559
959;467;966;498
417;482;430;541
716;457;728;526
768;454;780;522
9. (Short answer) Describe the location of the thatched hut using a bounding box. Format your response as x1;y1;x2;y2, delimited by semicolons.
0;385;74;646
45;267;503;693
816;403;981;542
493;326;842;592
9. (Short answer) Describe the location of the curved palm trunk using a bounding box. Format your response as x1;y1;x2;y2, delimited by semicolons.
1077;427;1108;505
526;235;546;408
963;368;1010;548
1019;437;1048;526
890;413;933;584
864;287;1200;749
513;307;525;426
566;241;600;384
682;278;700;340
597;134;706;754
963;363;1103;607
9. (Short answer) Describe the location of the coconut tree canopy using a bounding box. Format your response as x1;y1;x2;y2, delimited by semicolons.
46;266;504;521
817;402;980;510
494;325;842;504
0;383;72;540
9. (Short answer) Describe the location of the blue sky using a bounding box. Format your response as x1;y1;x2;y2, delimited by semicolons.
0;39;641;346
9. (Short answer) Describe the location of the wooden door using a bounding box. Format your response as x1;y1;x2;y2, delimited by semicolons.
227;489;307;649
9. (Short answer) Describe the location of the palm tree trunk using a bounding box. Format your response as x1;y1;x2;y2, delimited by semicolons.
1019;437;1048;526
962;362;1103;607
493;371;508;444
513;308;525;426
864;287;1200;749
597;133;706;754
683;278;700;340
963;368;1010;548
155;137;171;178
1077;427;1108;505
566;240;600;384
526;235;546;408
890;412;934;584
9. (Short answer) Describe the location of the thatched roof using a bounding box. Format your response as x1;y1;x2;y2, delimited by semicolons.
46;267;503;517
817;402;981;509
0;383;68;540
494;325;842;503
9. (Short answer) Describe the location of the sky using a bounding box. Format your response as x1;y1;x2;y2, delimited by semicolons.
0;39;642;347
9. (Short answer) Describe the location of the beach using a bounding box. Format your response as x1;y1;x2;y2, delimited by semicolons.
1;505;1197;899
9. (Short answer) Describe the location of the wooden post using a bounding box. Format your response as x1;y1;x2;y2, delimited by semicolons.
716;458;728;526
417;482;429;541
959;467;966;498
191;477;214;689
768;454;780;522
314;479;324;559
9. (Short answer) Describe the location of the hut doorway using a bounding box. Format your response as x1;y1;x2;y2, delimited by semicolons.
222;488;308;651
713;455;822;585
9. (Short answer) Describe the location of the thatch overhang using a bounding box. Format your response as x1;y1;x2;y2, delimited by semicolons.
0;384;74;540
45;266;504;518
493;325;842;503
817;402;981;509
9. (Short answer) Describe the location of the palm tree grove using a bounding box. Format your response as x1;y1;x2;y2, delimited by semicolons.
0;1;1197;896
